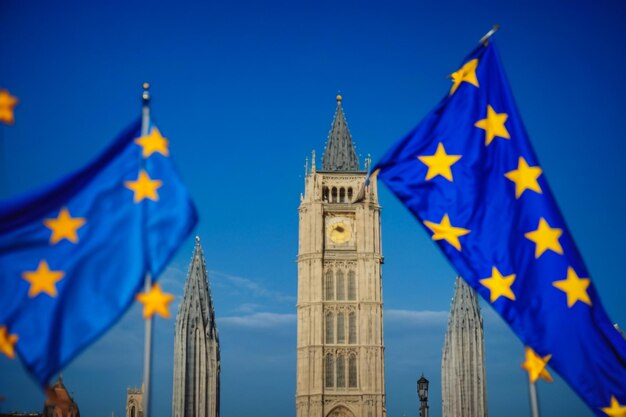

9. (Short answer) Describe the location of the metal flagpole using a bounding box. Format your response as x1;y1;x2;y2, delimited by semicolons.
478;24;500;45
140;82;154;417
528;378;540;417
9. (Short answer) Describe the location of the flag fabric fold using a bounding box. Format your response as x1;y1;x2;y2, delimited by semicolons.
0;120;198;385
373;41;626;415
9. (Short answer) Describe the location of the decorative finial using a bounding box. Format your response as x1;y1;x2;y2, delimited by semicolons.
336;94;342;103
195;235;200;243
311;149;316;172
142;82;150;104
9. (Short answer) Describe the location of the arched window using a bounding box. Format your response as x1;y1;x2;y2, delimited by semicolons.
325;270;334;300
336;354;346;388
325;354;334;388
336;271;345;300
337;313;345;344
339;188;346;203
347;187;353;202
331;187;337;203
325;313;334;343
348;271;356;300
130;406;136;417
323;187;329;202
349;312;356;344
349;355;357;387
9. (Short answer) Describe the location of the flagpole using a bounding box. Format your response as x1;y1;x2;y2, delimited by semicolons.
478;24;500;45
140;82;153;417
528;378;540;417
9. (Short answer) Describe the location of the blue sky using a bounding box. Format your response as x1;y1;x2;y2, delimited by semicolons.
1;1;625;416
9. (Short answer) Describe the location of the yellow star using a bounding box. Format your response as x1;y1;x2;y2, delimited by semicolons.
134;128;170;158
479;266;516;303
449;59;479;95
43;207;86;244
602;396;626;417
136;283;175;319
525;217;563;258
553;267;592;308
0;326;18;359
474;105;510;146
504;157;543;198
21;260;65;298
423;214;470;251
521;347;553;383
417;143;462;181
0;90;19;125
124;170;163;203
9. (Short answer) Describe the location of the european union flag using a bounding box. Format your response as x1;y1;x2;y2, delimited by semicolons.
373;42;626;415
0;120;198;385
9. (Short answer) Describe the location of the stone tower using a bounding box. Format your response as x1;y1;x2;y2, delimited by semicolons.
441;277;487;417
125;386;143;417
296;96;386;417
172;237;220;417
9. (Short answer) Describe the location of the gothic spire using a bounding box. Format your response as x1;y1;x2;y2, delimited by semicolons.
441;277;487;417
448;276;482;324
178;236;217;333
173;235;220;417
322;95;360;172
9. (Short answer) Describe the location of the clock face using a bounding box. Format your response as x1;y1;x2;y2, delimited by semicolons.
328;220;352;244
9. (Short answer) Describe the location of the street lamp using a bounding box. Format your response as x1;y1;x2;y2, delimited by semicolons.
417;374;429;417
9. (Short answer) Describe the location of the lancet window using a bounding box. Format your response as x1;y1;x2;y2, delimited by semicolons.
349;354;357;387
325;270;334;300
325;354;334;388
325;265;356;302
325;313;334;343
348;271;356;300
349;312;357;344
323;351;358;389
336;354;346;387
337;313;345;344
336;271;345;300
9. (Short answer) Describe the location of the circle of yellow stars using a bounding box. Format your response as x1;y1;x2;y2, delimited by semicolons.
1;127;176;361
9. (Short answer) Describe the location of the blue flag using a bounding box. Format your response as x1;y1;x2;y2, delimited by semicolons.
0;120;198;385
373;42;626;415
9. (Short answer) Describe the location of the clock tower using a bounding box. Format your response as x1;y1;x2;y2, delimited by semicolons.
296;96;386;417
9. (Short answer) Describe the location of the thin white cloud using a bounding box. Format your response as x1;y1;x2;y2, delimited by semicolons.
219;312;296;328
209;270;296;304
385;309;448;326
233;303;264;313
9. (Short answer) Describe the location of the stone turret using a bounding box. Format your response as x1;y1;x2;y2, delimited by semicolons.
441;277;487;417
